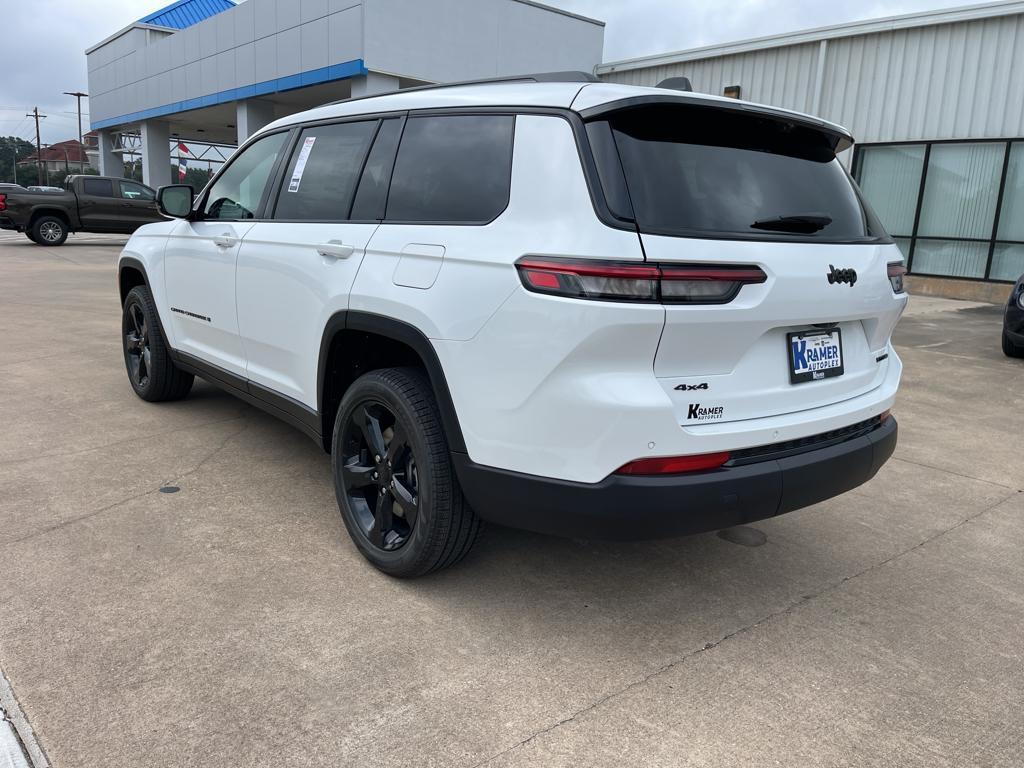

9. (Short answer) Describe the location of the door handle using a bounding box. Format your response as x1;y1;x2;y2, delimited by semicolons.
213;234;237;248
317;241;355;260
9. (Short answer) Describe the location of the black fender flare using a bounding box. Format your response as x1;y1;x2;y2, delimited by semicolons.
317;311;468;454
118;256;173;351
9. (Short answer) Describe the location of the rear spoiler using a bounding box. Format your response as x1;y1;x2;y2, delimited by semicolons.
577;95;854;154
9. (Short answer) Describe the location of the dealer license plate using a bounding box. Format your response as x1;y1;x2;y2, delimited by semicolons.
787;328;844;384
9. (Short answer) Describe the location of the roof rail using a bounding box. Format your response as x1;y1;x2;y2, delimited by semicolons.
326;71;598;107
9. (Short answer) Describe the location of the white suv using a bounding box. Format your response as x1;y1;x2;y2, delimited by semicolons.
117;74;906;577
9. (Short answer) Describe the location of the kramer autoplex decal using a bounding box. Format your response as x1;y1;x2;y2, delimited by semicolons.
687;403;725;422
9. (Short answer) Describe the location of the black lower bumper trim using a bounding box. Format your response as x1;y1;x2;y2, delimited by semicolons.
452;416;897;541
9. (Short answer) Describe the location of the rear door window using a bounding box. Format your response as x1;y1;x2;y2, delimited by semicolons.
385;114;515;223
594;104;883;242
82;178;113;198
274;120;378;221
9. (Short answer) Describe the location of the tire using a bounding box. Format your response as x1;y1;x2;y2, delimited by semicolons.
1003;330;1024;358
25;230;39;244
31;215;68;246
332;367;482;578
122;285;194;401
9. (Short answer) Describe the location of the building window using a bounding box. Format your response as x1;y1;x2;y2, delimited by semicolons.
854;139;1024;283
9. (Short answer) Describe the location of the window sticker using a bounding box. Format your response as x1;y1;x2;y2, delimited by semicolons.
288;136;317;193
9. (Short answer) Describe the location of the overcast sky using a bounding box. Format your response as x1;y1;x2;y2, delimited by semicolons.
2;0;971;145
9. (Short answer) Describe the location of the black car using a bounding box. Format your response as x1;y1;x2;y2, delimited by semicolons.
1004;274;1024;358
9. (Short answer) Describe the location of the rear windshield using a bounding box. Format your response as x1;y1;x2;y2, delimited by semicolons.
589;104;884;242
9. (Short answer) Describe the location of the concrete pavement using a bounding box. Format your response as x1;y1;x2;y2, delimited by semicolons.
1;236;1022;767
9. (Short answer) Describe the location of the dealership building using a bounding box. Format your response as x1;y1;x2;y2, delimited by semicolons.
87;0;1024;299
85;0;603;182
598;0;1024;301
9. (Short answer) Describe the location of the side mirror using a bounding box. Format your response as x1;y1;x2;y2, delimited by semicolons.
157;184;194;218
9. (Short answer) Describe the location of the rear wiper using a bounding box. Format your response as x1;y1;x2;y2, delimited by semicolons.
750;213;833;234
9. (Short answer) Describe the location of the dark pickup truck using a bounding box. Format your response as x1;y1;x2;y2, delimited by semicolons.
0;175;163;245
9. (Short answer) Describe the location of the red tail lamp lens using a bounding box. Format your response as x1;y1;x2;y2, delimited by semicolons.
887;263;907;294
515;257;765;304
0;194;6;212
616;452;731;476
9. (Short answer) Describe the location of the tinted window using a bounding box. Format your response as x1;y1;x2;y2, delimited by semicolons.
386;115;514;223
120;181;155;201
82;178;113;198
274;121;377;221
350;118;402;221
603;104;879;241
203;131;288;220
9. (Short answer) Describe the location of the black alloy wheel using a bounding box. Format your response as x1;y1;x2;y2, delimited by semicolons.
331;367;481;578
121;285;194;401
340;401;419;551
125;301;152;390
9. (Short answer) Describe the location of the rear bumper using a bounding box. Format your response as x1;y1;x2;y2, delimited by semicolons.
454;416;897;541
0;216;20;231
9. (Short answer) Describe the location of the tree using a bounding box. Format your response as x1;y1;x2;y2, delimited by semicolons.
0;136;37;184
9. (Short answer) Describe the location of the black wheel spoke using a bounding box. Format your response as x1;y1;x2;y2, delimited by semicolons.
392;478;417;523
369;492;394;548
343;460;376;489
358;406;387;460
386;423;408;463
131;305;144;336
140;347;151;382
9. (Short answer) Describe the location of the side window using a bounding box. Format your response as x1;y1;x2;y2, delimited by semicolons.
350;118;403;221
202;131;288;220
82;178;113;198
385;114;515;223
273;120;377;221
120;181;155;201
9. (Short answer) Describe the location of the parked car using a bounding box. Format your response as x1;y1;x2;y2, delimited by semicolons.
27;185;64;193
1003;275;1024;358
116;74;906;577
0;175;160;245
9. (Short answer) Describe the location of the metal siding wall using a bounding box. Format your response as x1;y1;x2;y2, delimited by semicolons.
600;13;1024;144
601;42;822;115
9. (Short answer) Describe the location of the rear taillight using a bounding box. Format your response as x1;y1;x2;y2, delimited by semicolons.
887;263;907;294
515;257;766;304
0;193;6;212
616;451;731;475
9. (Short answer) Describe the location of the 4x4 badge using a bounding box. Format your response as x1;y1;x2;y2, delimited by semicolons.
827;265;858;287
675;383;709;391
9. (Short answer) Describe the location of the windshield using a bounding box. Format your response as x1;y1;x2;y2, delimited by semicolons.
589;103;885;242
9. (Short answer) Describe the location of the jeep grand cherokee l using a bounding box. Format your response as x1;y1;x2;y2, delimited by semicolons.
116;75;906;577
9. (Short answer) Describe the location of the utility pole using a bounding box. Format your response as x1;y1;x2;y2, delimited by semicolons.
64;91;88;172
26;107;46;185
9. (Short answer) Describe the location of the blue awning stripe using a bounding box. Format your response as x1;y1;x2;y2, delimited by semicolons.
90;59;369;131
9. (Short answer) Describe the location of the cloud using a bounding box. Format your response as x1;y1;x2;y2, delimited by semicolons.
0;0;169;145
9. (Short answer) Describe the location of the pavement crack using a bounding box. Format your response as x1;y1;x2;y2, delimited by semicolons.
0;414;250;467
1;421;251;548
892;456;1019;491
465;489;1020;768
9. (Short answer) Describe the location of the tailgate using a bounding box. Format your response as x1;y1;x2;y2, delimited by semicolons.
587;98;906;426
646;236;904;426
